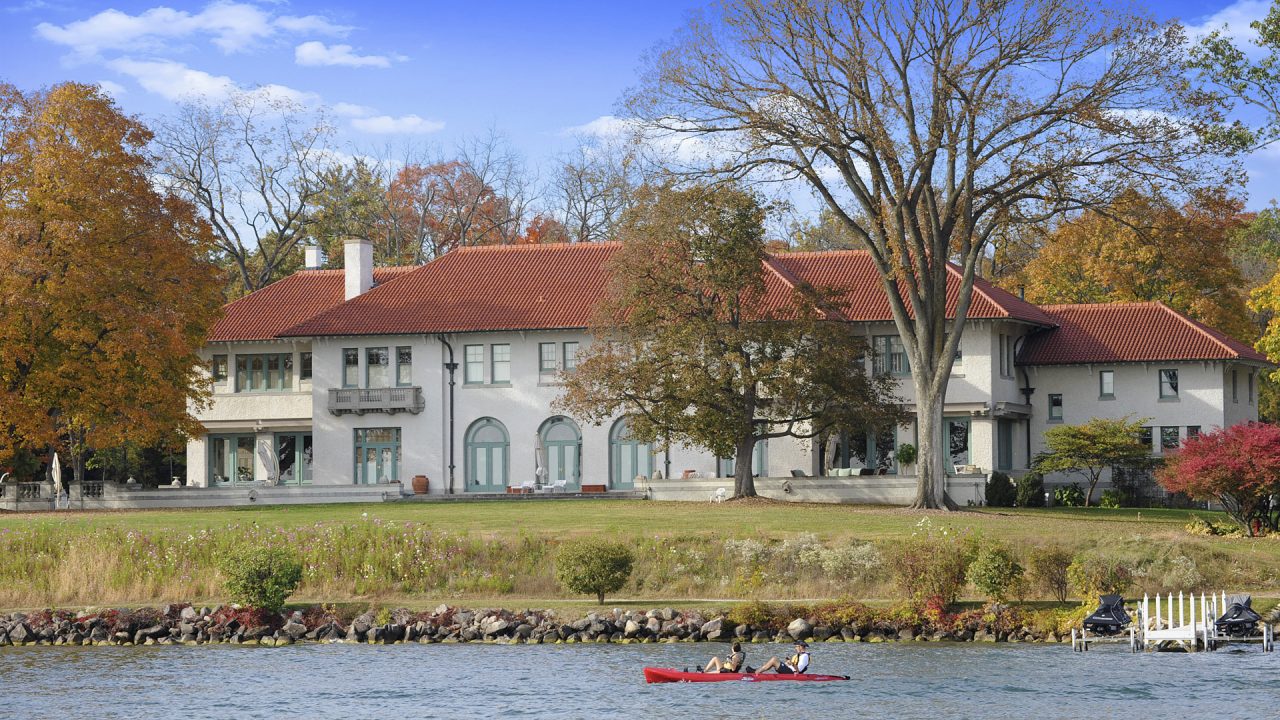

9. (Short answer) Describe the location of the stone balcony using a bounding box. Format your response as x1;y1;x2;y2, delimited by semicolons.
328;386;426;416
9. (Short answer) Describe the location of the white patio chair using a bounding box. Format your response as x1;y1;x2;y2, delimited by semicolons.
549;478;568;493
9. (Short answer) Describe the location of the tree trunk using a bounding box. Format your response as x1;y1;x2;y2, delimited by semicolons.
734;436;757;498
911;378;956;510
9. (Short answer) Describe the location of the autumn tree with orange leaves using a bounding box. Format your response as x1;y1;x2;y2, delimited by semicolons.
1012;189;1254;342
0;82;223;483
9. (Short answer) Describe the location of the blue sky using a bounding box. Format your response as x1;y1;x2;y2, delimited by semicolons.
2;0;1278;209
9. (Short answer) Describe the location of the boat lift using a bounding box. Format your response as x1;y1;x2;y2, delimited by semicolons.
1072;592;1274;653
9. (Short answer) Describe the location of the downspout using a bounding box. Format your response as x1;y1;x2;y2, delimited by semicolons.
1014;334;1034;466
437;334;458;494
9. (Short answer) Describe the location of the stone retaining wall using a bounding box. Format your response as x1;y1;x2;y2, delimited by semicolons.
0;604;1094;648
647;475;987;506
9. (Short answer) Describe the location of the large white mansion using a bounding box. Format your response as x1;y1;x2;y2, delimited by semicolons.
185;239;1267;496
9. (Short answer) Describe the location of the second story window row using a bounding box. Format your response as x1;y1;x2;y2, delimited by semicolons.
236;353;293;392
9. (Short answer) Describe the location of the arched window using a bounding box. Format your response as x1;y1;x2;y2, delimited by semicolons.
609;418;653;489
465;418;509;492
539;416;581;489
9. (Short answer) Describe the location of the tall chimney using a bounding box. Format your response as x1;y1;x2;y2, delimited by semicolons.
304;244;323;270
344;237;373;300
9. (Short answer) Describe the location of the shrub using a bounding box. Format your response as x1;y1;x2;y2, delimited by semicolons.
727;600;775;628
1053;484;1085;507
985;472;1016;507
554;538;634;604
892;518;974;607
1066;556;1132;605
1015;472;1045;507
219;546;302;613
894;443;917;466
967;541;1024;602
1157;423;1280;536
1099;489;1124;508
1027;545;1072;602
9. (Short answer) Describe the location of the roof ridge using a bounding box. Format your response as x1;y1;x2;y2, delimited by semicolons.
1038;301;1163;310
771;248;870;258
945;264;1010;319
1153;301;1245;359
449;241;622;254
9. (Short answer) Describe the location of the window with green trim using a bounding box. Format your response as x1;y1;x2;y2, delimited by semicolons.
342;348;359;387
464;345;483;384
872;336;909;376
235;353;293;392
539;342;556;373
396;346;412;386
210;355;228;383
491;344;511;383
299;352;312;381
563;342;579;372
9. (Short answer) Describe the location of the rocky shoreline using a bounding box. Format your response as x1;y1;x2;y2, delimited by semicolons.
0;604;1098;647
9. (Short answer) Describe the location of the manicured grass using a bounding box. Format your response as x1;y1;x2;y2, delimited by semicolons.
0;499;1275;610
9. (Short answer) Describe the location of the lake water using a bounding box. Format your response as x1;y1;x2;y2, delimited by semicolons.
0;641;1276;719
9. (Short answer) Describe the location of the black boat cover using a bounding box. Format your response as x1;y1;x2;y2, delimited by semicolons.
1083;594;1130;635
1214;594;1262;637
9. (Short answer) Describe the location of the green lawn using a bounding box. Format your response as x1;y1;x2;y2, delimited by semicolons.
0;498;1225;539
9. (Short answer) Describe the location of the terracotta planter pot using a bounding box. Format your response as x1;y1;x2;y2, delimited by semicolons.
412;475;429;495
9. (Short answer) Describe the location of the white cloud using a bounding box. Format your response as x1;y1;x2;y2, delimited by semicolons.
295;41;395;68
275;14;353;36
1185;0;1270;46
107;57;319;106
331;101;375;117
107;58;237;101
96;79;127;97
351;114;445;134
36;1;352;61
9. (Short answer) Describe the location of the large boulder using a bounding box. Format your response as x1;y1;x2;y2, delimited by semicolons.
8;623;32;645
282;621;307;640
787;618;813;642
624;620;643;638
700;618;726;641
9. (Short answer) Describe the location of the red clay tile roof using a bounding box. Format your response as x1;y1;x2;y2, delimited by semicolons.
208;268;416;342
277;244;1056;337
282;243;619;336
769;251;1057;326
1018;302;1270;366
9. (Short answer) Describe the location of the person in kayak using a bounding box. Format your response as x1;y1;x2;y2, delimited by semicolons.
703;642;747;673
758;641;810;674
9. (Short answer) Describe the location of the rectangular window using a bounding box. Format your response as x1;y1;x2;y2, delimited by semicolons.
1249;372;1255;404
873;336;910;376
491;344;511;383
1160;426;1180;452
464;345;483;384
1186;425;1201;440
946;418;971;469
1233;369;1239;403
1138;426;1153;452
209;434;256;484
211;354;228;383
952;345;963;369
539;342;557;373
1159;368;1179;399
396;346;412;386
299;352;312;381
1048;393;1063;422
997;419;1014;471
998;335;1009;377
234;353;293;391
847;429;897;475
366;347;390;388
353;428;402;485
563;341;579;372
343;348;359;388
1099;370;1114;399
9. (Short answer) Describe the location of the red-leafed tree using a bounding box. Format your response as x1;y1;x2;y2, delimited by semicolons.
1157;423;1280;536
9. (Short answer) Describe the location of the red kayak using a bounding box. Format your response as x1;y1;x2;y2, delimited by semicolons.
643;667;849;684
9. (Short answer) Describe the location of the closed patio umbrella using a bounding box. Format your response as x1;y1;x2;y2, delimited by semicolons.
534;432;546;487
257;441;279;486
51;452;62;508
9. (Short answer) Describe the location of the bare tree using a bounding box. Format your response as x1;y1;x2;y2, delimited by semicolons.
551;133;643;243
627;0;1229;508
155;92;335;294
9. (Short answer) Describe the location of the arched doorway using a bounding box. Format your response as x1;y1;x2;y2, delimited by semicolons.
609;418;653;489
465;417;509;492
539;416;581;490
